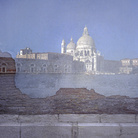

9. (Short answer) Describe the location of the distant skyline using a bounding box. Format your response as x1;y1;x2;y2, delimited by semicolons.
0;0;138;60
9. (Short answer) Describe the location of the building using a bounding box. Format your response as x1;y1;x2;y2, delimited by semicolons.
119;58;138;74
0;57;16;74
61;26;104;73
16;27;124;74
16;27;138;74
19;47;32;55
132;59;138;66
16;52;85;74
0;51;16;73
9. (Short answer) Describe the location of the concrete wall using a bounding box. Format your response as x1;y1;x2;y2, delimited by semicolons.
0;114;138;138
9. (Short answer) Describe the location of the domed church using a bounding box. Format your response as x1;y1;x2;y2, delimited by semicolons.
61;26;104;73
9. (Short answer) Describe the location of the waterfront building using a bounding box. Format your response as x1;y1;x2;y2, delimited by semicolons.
132;59;138;66
119;58;138;74
121;59;131;66
16;27;123;74
61;26;104;73
16;27;138;74
0;51;16;73
16;51;85;73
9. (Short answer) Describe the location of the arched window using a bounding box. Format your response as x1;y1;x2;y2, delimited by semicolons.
1;63;7;73
64;64;71;73
80;51;83;56
17;67;20;72
47;65;53;73
85;50;87;56
31;68;34;73
31;64;35;67
2;67;6;72
91;50;94;56
16;63;21;72
87;51;89;56
54;64;58;72
68;65;71;73
30;64;35;73
41;64;47;73
64;65;67;73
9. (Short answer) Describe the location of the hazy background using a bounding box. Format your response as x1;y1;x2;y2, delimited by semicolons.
0;0;138;60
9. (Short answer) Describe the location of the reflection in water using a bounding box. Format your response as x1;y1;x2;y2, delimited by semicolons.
15;73;138;98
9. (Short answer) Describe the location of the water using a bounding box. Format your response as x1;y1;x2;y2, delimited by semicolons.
15;73;138;98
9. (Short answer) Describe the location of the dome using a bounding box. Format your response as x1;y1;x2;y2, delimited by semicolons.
76;27;95;49
0;52;12;57
66;38;76;49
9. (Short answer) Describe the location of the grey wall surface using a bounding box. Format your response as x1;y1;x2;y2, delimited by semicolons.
15;74;138;98
0;114;138;138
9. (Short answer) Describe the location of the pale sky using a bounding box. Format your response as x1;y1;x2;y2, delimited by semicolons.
0;0;138;60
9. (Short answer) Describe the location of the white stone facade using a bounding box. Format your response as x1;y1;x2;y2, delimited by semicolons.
61;27;103;73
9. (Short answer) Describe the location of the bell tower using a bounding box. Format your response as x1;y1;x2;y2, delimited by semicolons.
61;39;66;54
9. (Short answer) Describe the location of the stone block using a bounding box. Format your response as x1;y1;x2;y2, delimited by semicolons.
120;124;138;138
19;115;59;125
21;125;72;138
0;126;20;138
0;115;19;125
101;114;135;123
78;123;120;138
59;114;100;123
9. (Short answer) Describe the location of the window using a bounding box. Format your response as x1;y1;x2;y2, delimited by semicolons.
31;64;35;67
64;64;70;73
85;50;87;56
16;63;21;72
80;51;83;56
65;68;67;72
68;65;71;73
1;63;7;73
54;65;58;72
30;64;35;73
41;64;47;73
43;68;46;72
87;51;89;56
31;68;34;73
2;67;6;73
17;67;20;72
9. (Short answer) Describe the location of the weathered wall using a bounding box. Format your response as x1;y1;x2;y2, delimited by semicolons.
0;73;138;114
0;114;138;138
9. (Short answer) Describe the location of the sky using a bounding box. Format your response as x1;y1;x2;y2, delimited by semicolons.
0;0;138;60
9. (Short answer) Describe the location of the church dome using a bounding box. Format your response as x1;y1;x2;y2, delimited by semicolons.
66;38;76;49
0;51;12;57
76;27;95;49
